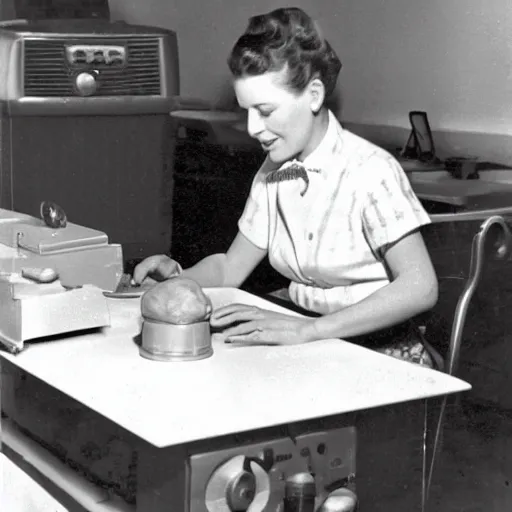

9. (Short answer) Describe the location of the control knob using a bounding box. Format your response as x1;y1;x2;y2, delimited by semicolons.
205;449;274;512
226;469;257;511
227;450;274;511
75;71;98;96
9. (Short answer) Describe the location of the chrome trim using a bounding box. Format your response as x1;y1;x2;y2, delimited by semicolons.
65;44;126;66
2;96;174;116
159;37;166;98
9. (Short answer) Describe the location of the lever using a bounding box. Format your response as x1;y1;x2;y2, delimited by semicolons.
242;448;274;473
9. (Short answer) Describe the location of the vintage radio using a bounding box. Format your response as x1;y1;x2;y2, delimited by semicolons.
0;17;180;261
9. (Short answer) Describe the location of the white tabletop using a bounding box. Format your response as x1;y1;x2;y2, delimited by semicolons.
0;288;470;449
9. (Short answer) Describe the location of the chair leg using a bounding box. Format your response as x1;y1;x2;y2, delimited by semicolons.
425;393;469;510
426;396;447;501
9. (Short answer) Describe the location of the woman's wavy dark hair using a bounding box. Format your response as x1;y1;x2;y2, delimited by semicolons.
228;7;342;98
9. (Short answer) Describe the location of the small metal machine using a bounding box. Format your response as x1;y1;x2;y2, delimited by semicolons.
0;202;124;353
188;426;358;512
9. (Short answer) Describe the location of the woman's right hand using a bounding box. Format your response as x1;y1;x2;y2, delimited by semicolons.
132;255;183;286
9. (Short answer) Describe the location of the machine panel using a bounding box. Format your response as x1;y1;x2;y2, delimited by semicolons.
188;427;357;512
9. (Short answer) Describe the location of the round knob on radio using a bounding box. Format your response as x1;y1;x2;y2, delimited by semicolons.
75;71;98;96
204;454;271;512
226;470;257;511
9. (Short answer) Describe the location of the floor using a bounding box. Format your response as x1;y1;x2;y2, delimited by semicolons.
428;400;512;512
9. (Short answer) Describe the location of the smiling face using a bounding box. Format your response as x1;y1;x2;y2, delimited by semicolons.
234;68;326;164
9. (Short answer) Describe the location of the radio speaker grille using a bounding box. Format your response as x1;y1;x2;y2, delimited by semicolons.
24;37;161;97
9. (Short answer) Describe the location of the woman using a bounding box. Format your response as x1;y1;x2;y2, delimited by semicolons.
134;7;439;367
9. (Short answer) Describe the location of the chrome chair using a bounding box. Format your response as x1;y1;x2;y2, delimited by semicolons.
425;214;512;502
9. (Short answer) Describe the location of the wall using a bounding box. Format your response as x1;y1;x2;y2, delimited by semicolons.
110;0;512;162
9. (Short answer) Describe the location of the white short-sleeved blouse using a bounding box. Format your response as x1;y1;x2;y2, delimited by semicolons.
238;110;431;314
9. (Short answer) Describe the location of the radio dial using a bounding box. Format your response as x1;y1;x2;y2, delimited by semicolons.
226;470;257;511
204;453;273;512
75;71;98;96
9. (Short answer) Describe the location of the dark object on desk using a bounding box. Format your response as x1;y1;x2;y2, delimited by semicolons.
395;111;444;173
445;156;479;180
401;111;442;165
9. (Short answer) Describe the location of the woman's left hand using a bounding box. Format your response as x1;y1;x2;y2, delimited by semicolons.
210;304;315;345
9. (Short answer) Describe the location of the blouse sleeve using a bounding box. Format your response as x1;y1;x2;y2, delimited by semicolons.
360;154;431;254
237;159;271;250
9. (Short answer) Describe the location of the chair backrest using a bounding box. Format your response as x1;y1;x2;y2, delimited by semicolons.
420;214;512;405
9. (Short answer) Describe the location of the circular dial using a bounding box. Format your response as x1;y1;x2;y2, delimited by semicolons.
226;470;257;511
204;454;271;512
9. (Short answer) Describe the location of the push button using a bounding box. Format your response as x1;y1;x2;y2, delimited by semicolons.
308;233;313;241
